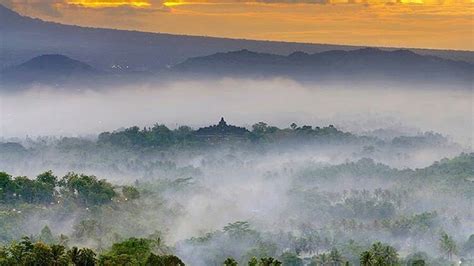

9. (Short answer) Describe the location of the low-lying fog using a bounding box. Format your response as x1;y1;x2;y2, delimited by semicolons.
1;78;472;147
1;77;473;265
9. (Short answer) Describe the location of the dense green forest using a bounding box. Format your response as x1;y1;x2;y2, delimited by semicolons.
1;152;473;265
0;235;432;265
0;120;472;265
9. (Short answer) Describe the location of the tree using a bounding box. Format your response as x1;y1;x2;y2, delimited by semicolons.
223;221;253;238
224;257;238;266
50;244;68;266
405;252;428;266
61;173;116;206
68;247;81;265
145;253;185;266
360;251;375;266
102;237;153;265
8;237;35;265
312;253;331;266
248;257;259;266
32;242;53;265
37;170;58;186
122;186;140;200
280;252;303;266
73;220;102;241
0;246;9;265
411;260;425;266
259;257;282;266
439;232;457;260
77;248;96;266
0;172;15;203
329;248;344;266
39;225;55;244
359;242;399;265
58;234;69;247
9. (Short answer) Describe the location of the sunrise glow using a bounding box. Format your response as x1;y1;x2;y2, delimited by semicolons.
163;1;187;7
67;0;151;8
7;0;474;50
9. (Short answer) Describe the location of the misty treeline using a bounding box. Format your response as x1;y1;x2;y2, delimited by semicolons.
0;150;473;265
0;233;432;265
1;119;458;176
0;120;472;265
0;119;449;151
0;233;437;266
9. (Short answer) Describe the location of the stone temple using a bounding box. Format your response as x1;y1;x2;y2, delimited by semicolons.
195;118;249;139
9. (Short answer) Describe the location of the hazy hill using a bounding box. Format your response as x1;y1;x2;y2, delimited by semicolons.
173;48;474;84
1;54;100;86
1;4;473;73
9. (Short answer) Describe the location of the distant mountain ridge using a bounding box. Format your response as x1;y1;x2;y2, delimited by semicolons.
173;48;473;84
1;4;473;73
12;54;96;73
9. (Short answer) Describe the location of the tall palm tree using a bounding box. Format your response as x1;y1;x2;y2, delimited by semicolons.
314;253;331;266
67;247;80;265
329;248;344;266
78;248;96;266
360;251;375;266
50;244;66;266
439;232;457;260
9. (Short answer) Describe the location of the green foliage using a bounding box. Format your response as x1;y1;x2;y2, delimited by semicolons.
360;242;399;266
258;257;282;266
223;221;253;238
61;172;116;206
279;252;303;266
247;257;282;266
310;248;345;266
100;237;153;265
50;244;68;265
248;257;259;266
96;119;359;149
76;248;97;266
73;220;102;242
66;246;97;266
39;226;55;245
98;123;199;149
36;171;58;187
439;232;457;260
0;237;185;266
1;152;473;265
122;186;140;200
0;171;58;205
145;253;185;266
32;242;54;265
0;171;128;207
224;257;239;266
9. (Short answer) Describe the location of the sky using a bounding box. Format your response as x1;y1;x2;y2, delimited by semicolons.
2;0;473;50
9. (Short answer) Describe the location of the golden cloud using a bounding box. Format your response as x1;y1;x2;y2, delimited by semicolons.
67;0;152;8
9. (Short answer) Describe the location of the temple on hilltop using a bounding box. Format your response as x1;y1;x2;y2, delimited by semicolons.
195;117;249;139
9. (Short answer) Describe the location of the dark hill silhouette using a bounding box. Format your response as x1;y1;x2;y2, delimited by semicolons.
173;48;473;84
1;4;473;73
1;54;99;86
14;54;95;73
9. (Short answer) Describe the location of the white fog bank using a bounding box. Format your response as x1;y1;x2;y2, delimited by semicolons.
1;78;472;147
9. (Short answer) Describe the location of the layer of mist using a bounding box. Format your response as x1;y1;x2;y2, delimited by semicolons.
1;77;473;265
1;78;472;146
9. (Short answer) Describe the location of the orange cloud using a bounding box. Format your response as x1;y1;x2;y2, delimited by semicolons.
162;0;473;5
67;0;152;8
3;0;473;50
